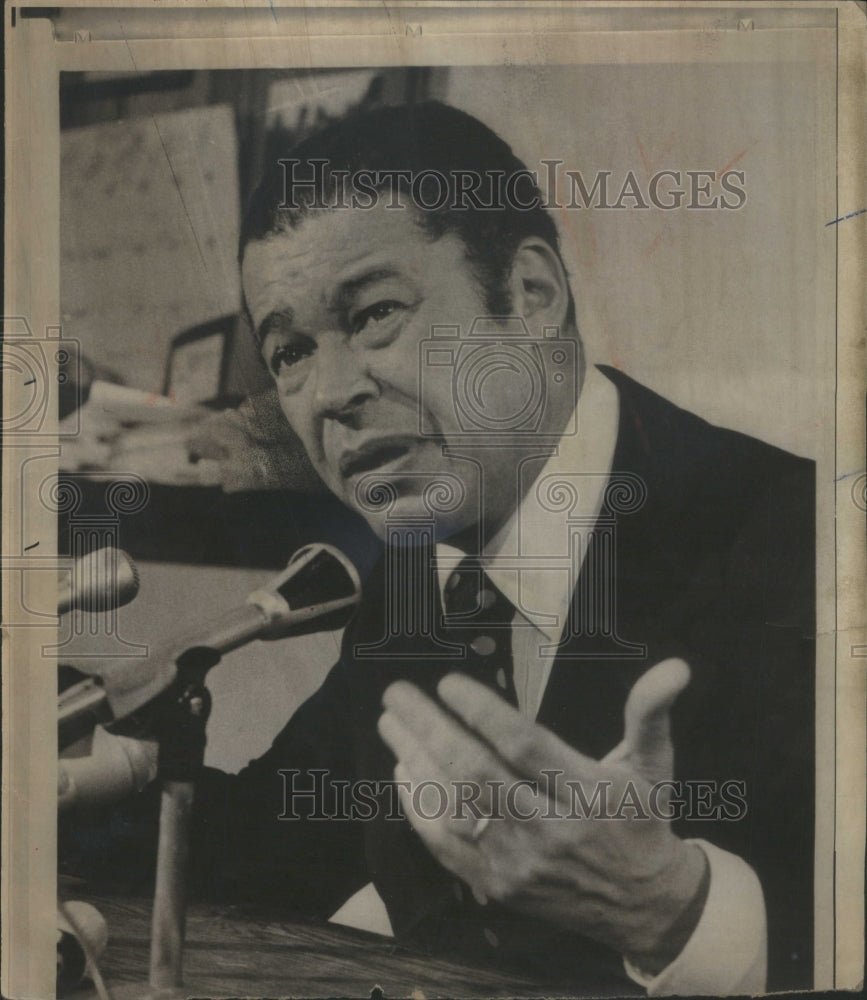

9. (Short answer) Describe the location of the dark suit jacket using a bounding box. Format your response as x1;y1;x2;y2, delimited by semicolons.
181;367;815;994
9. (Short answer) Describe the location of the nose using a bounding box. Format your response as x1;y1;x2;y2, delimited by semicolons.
312;336;379;423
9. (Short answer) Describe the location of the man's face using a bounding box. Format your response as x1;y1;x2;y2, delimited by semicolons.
242;203;553;540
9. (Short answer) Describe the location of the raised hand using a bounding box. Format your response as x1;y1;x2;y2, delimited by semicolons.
377;659;708;971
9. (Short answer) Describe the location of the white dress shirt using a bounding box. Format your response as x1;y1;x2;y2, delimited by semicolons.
435;364;767;995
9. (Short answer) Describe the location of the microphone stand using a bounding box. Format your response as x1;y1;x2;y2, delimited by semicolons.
91;545;361;997
112;646;218;1000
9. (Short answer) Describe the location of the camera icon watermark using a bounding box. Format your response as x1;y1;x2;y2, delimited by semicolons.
0;317;82;436
418;317;579;440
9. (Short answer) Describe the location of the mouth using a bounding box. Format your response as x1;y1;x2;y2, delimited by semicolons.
338;437;418;480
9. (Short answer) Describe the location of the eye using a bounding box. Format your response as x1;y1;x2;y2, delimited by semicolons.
350;300;404;334
269;340;313;376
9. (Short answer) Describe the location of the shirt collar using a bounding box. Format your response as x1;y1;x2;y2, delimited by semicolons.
436;364;621;641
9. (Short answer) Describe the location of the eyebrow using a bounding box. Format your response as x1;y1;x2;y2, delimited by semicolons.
255;308;295;347
254;266;407;345
330;266;406;313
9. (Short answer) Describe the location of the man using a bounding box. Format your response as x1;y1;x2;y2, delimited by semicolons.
190;102;814;995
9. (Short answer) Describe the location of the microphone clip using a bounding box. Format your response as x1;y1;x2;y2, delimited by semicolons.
152;674;213;782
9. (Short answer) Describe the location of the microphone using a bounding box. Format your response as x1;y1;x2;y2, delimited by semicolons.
65;543;362;738
58;725;158;812
56;901;109;996
58;546;140;614
175;542;362;665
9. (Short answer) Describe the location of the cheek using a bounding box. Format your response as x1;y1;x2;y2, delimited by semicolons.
372;334;422;392
276;394;320;460
374;337;454;429
418;377;460;437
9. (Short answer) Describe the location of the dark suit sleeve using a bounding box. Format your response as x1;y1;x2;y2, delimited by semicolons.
671;461;815;992
187;657;370;918
726;464;815;992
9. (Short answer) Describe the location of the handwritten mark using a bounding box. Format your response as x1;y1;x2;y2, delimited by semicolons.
714;141;758;181
637;132;677;177
24;541;39;551
825;208;867;227
23;378;35;386
640;229;676;260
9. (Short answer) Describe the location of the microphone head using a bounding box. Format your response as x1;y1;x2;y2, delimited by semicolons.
281;543;361;606
59;547;140;614
248;543;362;638
57;901;108;994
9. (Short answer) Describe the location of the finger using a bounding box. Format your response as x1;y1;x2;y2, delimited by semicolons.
393;763;488;887
436;673;601;792
380;709;492;839
382;681;510;788
378;710;450;786
604;658;690;780
383;713;512;853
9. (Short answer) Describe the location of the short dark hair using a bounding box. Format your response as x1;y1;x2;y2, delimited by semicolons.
240;101;577;334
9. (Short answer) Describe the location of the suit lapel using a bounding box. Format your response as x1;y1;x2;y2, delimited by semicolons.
537;366;690;757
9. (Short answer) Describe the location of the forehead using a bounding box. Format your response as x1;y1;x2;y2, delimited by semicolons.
241;203;459;318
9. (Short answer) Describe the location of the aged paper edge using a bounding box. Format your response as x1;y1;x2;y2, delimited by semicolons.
3;3;865;996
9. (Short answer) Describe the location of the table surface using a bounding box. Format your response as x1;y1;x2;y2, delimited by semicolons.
67;892;556;999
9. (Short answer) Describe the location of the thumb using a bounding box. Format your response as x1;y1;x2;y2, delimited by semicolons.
603;658;691;784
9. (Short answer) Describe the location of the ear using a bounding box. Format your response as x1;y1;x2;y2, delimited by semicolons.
507;237;571;330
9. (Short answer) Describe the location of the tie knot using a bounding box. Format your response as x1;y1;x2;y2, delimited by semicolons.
443;559;513;626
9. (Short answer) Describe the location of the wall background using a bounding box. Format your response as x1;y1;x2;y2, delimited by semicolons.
445;61;833;460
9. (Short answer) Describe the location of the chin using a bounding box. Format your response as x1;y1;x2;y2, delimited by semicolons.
352;490;480;546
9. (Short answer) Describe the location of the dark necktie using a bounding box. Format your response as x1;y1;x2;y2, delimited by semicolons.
441;558;518;707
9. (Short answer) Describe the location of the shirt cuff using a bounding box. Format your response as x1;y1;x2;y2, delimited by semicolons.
623;839;767;996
